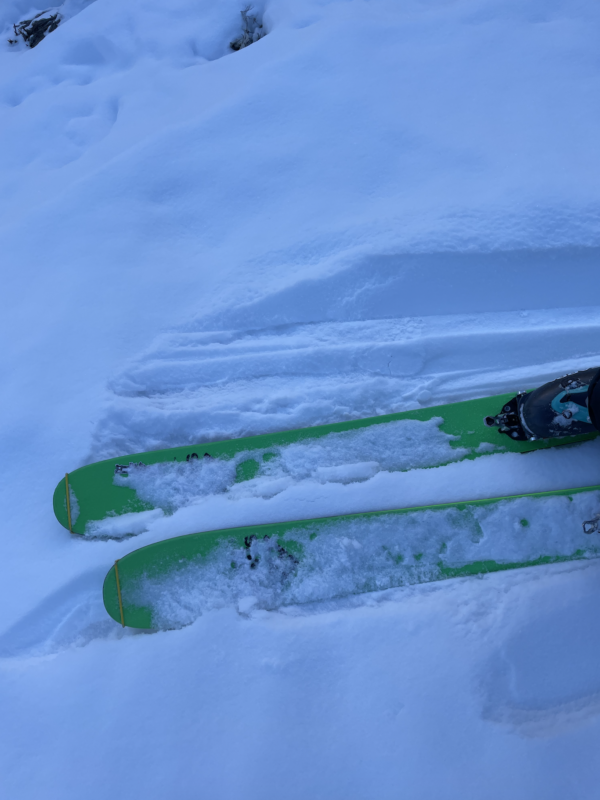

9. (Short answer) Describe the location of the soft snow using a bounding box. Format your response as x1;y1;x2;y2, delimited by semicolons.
113;416;467;518
2;0;600;797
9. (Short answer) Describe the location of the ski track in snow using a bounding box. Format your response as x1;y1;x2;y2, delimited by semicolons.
94;305;600;456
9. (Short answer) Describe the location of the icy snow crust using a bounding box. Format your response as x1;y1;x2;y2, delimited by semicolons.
2;0;600;796
129;491;600;630
113;417;467;516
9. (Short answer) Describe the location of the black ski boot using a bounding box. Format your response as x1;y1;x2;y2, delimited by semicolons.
485;367;600;441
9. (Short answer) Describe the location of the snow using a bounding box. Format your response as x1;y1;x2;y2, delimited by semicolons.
85;507;164;538
1;0;600;796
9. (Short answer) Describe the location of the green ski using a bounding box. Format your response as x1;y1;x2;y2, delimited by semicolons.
104;484;600;629
54;390;598;537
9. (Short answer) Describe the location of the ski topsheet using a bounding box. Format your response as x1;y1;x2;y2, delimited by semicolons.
104;484;600;629
55;391;598;537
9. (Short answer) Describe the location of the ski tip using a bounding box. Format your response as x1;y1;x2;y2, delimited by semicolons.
52;476;71;531
103;565;122;625
102;560;155;630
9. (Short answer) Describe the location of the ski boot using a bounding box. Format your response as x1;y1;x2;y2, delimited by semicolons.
485;367;600;441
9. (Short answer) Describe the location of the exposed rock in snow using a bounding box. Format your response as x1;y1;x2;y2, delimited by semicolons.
230;5;265;51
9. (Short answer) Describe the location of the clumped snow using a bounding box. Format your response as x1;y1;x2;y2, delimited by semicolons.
67;483;79;525
114;417;467;515
1;0;600;797
9;9;62;49
130;490;600;630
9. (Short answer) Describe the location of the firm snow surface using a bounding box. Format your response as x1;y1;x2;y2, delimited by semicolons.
2;0;600;797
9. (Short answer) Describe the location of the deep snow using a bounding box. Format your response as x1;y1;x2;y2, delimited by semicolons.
2;0;600;797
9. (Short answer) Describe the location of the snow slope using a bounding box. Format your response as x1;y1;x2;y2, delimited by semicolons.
1;0;600;797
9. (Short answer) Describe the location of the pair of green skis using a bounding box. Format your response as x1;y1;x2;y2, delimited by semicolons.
53;390;600;629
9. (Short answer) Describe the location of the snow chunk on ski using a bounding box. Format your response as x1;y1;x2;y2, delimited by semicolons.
115;417;467;513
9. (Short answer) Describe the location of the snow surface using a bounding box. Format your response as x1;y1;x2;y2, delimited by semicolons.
2;0;600;796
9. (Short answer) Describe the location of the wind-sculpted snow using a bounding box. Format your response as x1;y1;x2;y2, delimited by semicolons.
127;491;600;630
112;418;467;514
66;484;79;525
